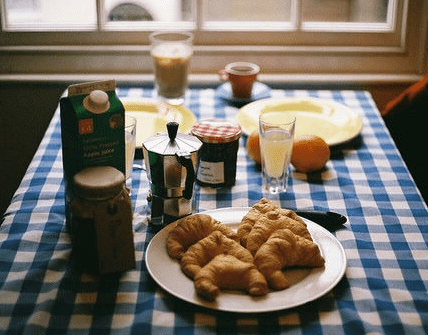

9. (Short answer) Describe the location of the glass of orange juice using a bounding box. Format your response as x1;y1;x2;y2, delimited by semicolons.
259;112;296;194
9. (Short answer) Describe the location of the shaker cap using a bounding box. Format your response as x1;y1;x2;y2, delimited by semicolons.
143;122;202;155
191;119;242;144
73;166;125;200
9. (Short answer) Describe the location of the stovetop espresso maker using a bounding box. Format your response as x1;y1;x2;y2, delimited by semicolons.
142;122;202;224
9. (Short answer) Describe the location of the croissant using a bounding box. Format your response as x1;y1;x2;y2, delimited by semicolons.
247;210;313;255
254;229;325;290
180;231;254;279
237;198;279;247
194;254;268;301
166;214;239;260
237;198;311;253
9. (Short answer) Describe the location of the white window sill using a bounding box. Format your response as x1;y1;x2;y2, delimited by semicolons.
0;73;422;86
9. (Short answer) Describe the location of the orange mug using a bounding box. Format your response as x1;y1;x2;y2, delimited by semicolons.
220;62;260;99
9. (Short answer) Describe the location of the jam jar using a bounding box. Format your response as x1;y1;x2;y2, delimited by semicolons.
69;166;135;274
191;119;242;187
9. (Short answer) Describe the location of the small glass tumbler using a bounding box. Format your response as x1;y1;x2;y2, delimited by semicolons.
125;115;136;181
259;112;296;194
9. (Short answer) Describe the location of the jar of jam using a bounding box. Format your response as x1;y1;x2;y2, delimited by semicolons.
70;166;135;274
191;119;242;187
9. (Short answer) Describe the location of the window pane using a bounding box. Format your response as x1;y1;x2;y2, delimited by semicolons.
302;0;389;23
104;0;193;23
4;0;96;30
203;0;292;22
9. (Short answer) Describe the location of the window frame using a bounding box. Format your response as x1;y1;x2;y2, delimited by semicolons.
0;0;427;84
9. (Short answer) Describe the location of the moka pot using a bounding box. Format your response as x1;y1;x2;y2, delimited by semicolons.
142;122;202;224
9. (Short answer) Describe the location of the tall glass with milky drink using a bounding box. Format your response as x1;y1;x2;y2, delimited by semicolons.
150;31;193;105
259;112;296;194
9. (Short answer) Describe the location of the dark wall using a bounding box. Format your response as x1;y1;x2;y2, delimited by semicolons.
0;83;66;217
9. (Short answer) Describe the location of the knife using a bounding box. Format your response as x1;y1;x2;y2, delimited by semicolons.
294;209;347;232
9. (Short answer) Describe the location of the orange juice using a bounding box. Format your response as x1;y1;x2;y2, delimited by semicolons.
260;129;293;178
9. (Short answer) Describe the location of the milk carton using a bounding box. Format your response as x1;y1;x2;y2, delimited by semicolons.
61;81;126;222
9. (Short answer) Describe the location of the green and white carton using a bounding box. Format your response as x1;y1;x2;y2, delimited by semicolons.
60;80;126;228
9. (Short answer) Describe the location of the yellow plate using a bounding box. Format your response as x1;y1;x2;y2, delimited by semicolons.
122;99;196;148
237;97;363;146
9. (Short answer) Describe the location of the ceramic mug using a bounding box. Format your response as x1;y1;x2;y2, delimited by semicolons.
220;62;260;99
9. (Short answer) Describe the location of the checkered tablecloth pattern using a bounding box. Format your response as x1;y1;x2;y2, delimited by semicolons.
1;87;428;334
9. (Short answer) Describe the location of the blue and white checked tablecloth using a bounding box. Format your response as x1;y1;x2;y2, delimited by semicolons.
1;87;428;334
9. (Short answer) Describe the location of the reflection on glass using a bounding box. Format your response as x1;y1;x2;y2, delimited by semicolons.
204;0;292;22
302;0;389;23
108;3;155;21
4;0;194;29
3;0;391;29
5;0;96;28
104;0;190;22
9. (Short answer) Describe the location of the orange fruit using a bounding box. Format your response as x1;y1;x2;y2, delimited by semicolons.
246;130;261;165
291;135;330;173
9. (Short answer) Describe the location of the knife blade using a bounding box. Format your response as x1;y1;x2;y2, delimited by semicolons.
294;209;347;232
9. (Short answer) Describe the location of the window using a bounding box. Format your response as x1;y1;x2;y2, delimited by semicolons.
0;0;426;82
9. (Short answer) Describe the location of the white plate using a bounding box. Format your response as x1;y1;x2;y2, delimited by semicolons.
122;98;196;148
145;207;347;313
236;97;363;146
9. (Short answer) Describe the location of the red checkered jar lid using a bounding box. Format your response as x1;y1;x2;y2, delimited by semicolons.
191;119;242;144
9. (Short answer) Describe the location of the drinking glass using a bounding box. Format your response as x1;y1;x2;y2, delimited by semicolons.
259;112;296;193
125;115;136;180
150;31;193;105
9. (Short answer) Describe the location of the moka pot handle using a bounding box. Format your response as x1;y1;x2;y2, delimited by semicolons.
175;151;195;200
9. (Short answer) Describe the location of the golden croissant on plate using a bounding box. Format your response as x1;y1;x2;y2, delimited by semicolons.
194;254;268;301
237;197;279;247
166;214;239;260
254;228;325;290
180;230;254;279
238;198;313;255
